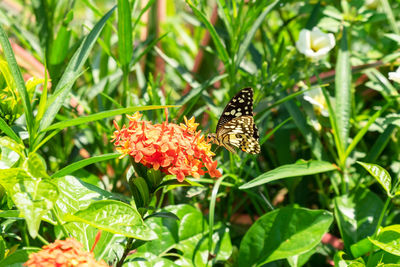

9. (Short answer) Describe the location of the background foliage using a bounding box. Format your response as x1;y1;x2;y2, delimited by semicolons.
1;0;400;266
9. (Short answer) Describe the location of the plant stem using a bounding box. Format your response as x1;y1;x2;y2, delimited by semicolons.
37;233;49;245
367;197;391;262
51;208;69;237
116;237;133;267
373;197;391;237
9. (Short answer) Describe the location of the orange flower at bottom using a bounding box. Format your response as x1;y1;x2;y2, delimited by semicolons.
111;111;222;182
24;238;109;267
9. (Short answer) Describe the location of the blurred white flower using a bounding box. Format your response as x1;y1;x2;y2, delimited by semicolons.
296;27;336;61
365;0;379;9
303;87;329;117
388;67;400;83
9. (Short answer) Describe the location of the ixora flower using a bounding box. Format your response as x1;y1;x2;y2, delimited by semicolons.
24;238;109;267
111;111;222;182
303;87;329;117
388;67;400;83
296;27;336;61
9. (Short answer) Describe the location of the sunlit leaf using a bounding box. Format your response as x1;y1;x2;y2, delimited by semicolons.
334;187;383;253
238;207;333;266
240;160;337;189
0;169;58;238
357;161;392;197
369;225;400;256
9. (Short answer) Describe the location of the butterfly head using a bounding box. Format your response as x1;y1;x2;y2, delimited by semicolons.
207;133;218;145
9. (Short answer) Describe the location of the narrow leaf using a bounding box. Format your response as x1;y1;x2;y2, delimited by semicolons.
38;6;116;133
41;105;178;133
186;1;229;64
236;0;279;68
0;117;22;144
51;153;120;178
344;102;391;159
117;0;133;68
240;161;337;189
0;26;34;133
335;26;352;152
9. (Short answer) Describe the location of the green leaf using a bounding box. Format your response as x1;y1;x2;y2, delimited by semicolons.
0;169;58;238
64;200;157;240
380;0;400;35
335;26;352;153
125;252;179;266
334;187;383;253
0;249;35;266
135;204;232;265
333;251;365;267
54;175;124;254
287;247;317;267
357;161;392;197
369;225;400;256
284;99;327;161
0;134;24;159
41;105;178;133
117;0;133;69
24;152;49;179
0;236;5;260
350;238;374;259
130;176;150;208
186;1;229;64
344;102;391;160
236;0;279;68
0;25;34;135
238;207;333;266
144;211;180;221
239;160;337;189
54;176;116;217
367;250;400;267
51;153;120;178
0;117;22;144
38;6;116;133
0;137;22;169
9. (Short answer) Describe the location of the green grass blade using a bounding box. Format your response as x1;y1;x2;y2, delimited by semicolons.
284;99;327;161
380;0;399;35
155;46;200;88
344;102;391;160
236;0;279;68
186;1;229;64
51;153;120;178
35;64;49;124
259;117;292;146
364;124;396;163
131;33;168;68
0;117;22;144
117;0;133;69
41;105;179;132
38;6;116;134
335;26;351;154
240;161;337;189
0;25;34;136
208;176;226;262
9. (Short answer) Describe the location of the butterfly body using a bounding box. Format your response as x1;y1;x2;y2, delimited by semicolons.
208;88;260;154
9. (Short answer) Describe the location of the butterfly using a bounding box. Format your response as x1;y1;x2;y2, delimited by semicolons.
208;88;260;154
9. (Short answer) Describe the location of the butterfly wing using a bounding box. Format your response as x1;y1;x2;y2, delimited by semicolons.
217;116;260;154
216;88;255;131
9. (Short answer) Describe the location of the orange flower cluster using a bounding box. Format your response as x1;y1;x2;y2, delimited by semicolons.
24;238;109;267
111;111;221;182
